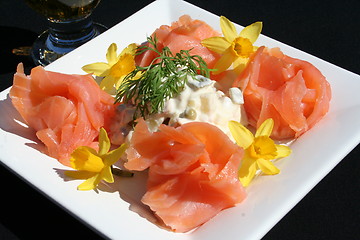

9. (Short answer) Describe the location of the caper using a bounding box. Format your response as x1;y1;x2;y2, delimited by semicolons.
185;108;197;120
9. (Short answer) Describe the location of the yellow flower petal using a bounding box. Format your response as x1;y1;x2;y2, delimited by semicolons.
100;144;128;184
70;146;104;172
238;156;257;187
114;76;126;90
275;144;292;158
228;120;254;149
109;53;136;79
103;143;128;166
132;71;144;80
201;37;231;54
100;166;114;183
77;174;102;191
98;128;110;156
220;16;238;42
232;57;248;74
82;62;110;77
213;47;237;74
256;158;280;175
66;127;128;191
99;75;116;94
255;118;274;137
98;53;136;94
120;43;138;56
106;43;118;65
239;21;262;44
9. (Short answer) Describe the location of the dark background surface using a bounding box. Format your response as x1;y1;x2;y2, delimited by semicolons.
1;0;359;239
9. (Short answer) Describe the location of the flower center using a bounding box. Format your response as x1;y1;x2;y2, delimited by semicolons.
70;147;104;172
232;37;254;58
248;136;277;160
110;53;135;78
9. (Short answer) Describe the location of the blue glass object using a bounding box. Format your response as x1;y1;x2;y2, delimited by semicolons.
25;0;107;66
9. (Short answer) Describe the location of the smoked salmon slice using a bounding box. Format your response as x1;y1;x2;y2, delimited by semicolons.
125;119;246;232
233;47;331;140
9;63;116;166
136;15;221;70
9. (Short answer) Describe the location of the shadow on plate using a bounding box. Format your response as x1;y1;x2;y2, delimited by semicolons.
53;165;166;230
0;94;39;143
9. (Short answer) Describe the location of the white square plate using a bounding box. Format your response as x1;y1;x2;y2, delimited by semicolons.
1;0;360;239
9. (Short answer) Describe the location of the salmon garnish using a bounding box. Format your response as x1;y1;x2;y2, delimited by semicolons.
233;47;331;140
136;15;221;71
125;119;246;232
9;63;116;166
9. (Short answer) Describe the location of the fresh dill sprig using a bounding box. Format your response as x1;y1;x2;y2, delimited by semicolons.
115;35;212;119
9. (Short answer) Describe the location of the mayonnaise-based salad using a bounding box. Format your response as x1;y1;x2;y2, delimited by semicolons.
110;72;247;144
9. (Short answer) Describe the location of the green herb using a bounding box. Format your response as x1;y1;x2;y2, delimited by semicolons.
115;36;212;119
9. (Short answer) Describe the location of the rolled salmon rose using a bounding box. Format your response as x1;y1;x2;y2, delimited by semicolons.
135;15;221;70
125;119;246;233
10;64;116;166
233;46;332;140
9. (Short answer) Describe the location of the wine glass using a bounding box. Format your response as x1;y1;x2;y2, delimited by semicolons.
24;0;107;66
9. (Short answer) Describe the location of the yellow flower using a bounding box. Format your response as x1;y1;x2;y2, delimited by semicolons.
228;119;291;187
65;128;127;191
202;16;262;74
82;43;137;94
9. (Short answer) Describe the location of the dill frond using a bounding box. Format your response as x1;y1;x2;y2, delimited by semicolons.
115;35;212;119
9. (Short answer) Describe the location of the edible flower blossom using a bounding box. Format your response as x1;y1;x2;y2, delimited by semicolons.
82;43;137;94
201;16;262;74
228;119;291;187
65;128;127;191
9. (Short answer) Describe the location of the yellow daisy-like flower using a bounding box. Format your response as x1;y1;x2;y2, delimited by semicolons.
202;16;262;74
65;128;127;191
228;119;291;187
82;43;137;94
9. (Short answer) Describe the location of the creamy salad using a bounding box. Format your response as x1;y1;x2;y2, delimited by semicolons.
110;73;247;145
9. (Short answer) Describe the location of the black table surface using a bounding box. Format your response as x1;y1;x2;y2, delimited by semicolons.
1;0;359;239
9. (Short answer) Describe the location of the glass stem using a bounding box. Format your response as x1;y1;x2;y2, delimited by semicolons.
46;16;97;55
